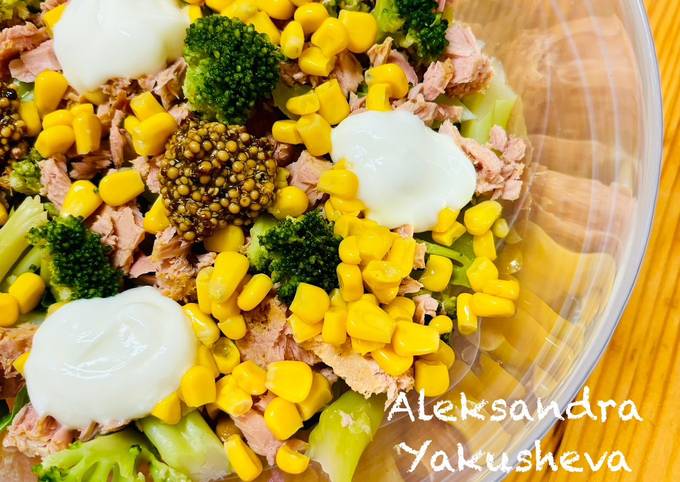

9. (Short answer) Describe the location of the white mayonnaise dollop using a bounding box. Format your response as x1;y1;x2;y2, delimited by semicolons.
331;110;477;232
25;287;196;429
53;0;189;93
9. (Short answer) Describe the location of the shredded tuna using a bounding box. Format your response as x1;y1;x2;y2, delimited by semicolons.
272;141;297;165
0;444;38;482
414;242;426;269
422;60;454;101
109;109;127;167
152;227;191;261
395;91;462;126
233;411;282;464
367;37;393;66
69;153;111;180
414;294;438;324
398;277;423;296
97;79;135;126
304;341;413;407
0;324;36;399
3;404;75;459
128;255;157;279
348;92;366;113
155;256;197;302
393;224;414;238
8;39;60;82
39;156;70;209
168;102;190;125
40;0;67;13
138;58;187;109
130;155;161;193
443;24;493;97
279;62;310;86
331;51;363;96
286;150;332;204
89;204;146;273
0;23;48;74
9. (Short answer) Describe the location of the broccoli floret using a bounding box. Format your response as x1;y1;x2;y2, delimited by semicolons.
33;429;192;482
9;148;43;195
27;216;122;302
246;214;279;272
373;0;448;61
248;210;341;303
0;196;47;282
183;16;283;124
137;411;231;482
323;0;371;16
0;0;40;25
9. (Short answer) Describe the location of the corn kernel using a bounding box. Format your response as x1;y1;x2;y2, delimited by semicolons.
269;185;309;219
371;347;413;376
184;303;220;346
212;295;240;322
432;222;466;247
140;196;169;235
385;237;416;277
83;89;106;105
492;218;510;238
248;11;281;44
35;70;68;115
225;434;263;482
266;360;313;403
362;260;401;301
297;372;332;420
197;343;220;378
98;169;145;207
351;336;383;355
221;0;258;21
360;293;378;304
338;10;378;53
464;200;502;235
0;204;6;226
131;112;177;145
482;278;519;301
9;272;45;314
365;64;409;98
216;416;241;441
291;0;311;5
12;351;29;375
207;0;232;11
338;236;360;265
73;113;102;155
456;292;477;335
346;300;395;343
290;282;330;324
323;198;341;222
333;214;354;238
432;208;459;233
384;296;415;321
466;256;498;292
35;125;75;157
392;321;439;356
366;83;392;111
180;365;217;407
0;293;19;327
322;309;347;345
288;314;323;343
46;301;66;316
414;360;449;397
42;109;73;129
124;115;140;133
471;292;515;318
296;113;332;156
61;180;102;219
429;315;453;335
43;3;66;33
311;17;348;57
151;392;182;425
70;103;95;117
272;120;303;145
237;274;273;311
232;360;267;395
336;262;363;302
298;46;336;77
280;21;305;59
257;0;294;19
188;4;203;22
419;255;453;292
276;440;311;474
210;251;250;302
314;79;350;125
18;101;41;137
212;337;241;374
275;167;290;189
317;168;358;199
286;91;320;116
422;340;455;369
203;225;244;254
265;396;303;440
473;230;496;260
218;314;247;340
329;288;346;309
357;229;392;263
130;92;165;121
294;3;329;34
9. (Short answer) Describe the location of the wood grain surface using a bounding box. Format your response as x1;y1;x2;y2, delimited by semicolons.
508;1;680;480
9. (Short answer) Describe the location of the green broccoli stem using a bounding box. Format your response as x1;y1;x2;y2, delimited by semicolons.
0;196;47;282
0;245;43;291
422;240;466;264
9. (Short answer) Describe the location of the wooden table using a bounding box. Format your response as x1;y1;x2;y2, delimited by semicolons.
509;1;680;480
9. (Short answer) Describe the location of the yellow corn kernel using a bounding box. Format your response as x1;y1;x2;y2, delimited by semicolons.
481;277;520;301
317;168;358;199
0;204;6;226
42;109;73;129
143;196;170;235
221;0;258;21
212;337;241;374
466;256;498;292
346;299;395;343
422;339;455;369
60;180;102;219
349;218;380;236
257;0;294;19
275;167;290;189
296;113;332;156
392;321;439;356
12;351;29;375
291;0;311;5
420;255;453;292
9;272;45;314
237;274;273;311
432;208;459;233
180;365;217;407
328;197;365;216
99;169;145;207
232;360;267;395
464;200;502;235
215;416;241;441
0;293;19;327
338;235;360;265
429;315;453;335
35;70;68;115
82;89;106;105
124;115;140;134
357;229;393;263
471;292;516;318
264;396;303;440
280;21;305;59
131;136;167;158
130;92;165;121
132;112;177;144
188;4;203;22
70;103;95;117
207;0;232;10
225;434;263;482
218;314;247;340
184;303;220;346
336;262;362;302
43;3;66;33
35;125;75;157
386;237;416;277
288;314;323;343
414;360;449;397
432;221;466;247
384;296;415;321
272;120;303;145
210;251;250;302
473;230;496;260
73;113;102;155
329;288;346;309
332;214;353;238
294;3;329;34
492;218;510;238
151;392;182;425
248;11;281;44
266;360;313;403
18;101;41;137
46;301;66;316
456;292;477;335
211;294;240;322
314;79;350;125
269;185;309;219
289;282;330;324
204;225;245;253
365;64;409;99
371;346;413;377
216;378;253;417
297;372;332;420
197;343;220;378
359;293;378;304
365;83;392;111
322;309;347;345
311;17;348;57
338;10;378;53
323;198;341;222
286;91;320;116
350;337;382;355
298;46;336;78
276;440;310;474
362;260;401;295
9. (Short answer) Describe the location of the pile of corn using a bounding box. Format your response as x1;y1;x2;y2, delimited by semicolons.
124;92;178;156
0;272;46;329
